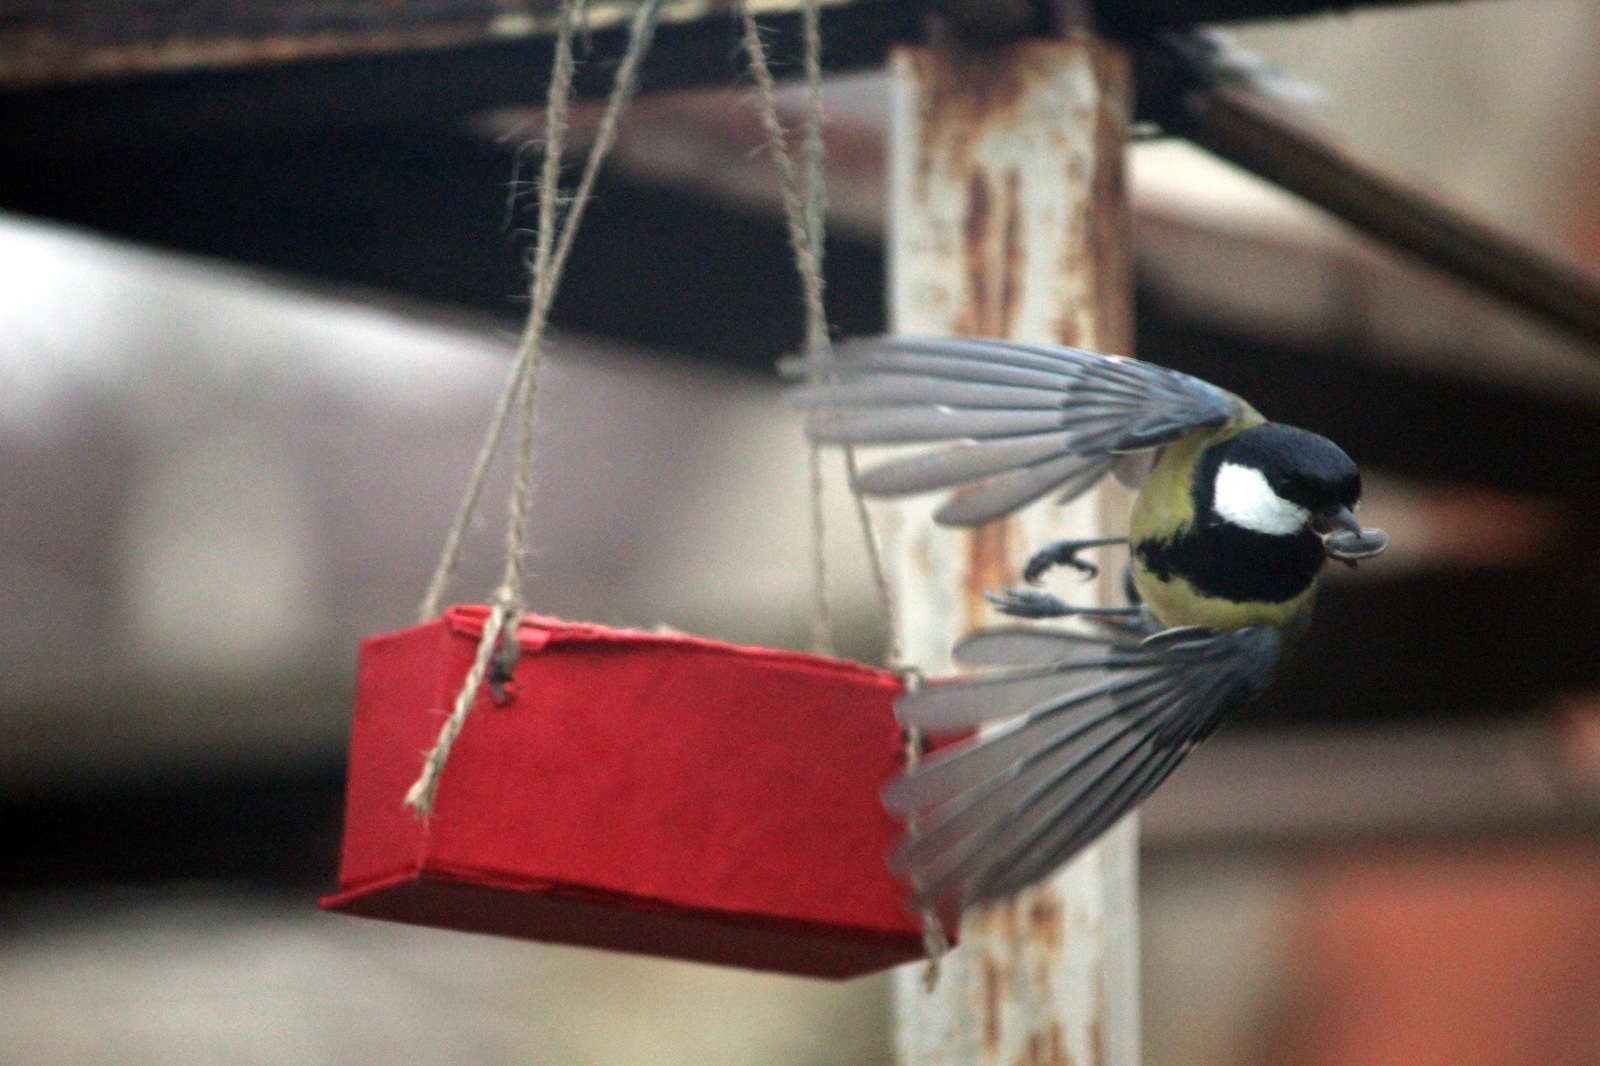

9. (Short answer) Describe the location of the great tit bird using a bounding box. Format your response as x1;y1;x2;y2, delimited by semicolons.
786;336;1388;918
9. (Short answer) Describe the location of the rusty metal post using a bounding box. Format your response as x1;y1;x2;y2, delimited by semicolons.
884;36;1139;1066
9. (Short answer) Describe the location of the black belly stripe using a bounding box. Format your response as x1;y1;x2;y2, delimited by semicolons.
1136;523;1325;604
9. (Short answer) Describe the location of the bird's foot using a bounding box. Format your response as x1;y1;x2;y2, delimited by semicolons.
987;586;1148;620
988;586;1074;618
1022;537;1128;585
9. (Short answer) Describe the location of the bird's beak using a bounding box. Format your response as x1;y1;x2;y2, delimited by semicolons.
1313;506;1389;566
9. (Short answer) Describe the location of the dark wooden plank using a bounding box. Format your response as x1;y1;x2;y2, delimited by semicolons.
0;0;1473;150
0;3;917;146
0;0;1467;90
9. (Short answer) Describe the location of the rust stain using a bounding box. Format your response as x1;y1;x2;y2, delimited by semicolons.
962;170;994;335
909;43;1046;199
1087;954;1107;1066
1016;1022;1073;1066
1057;39;1134;355
954;166;1025;339
998;167;1025;334
972;893;1025;955
982;952;1006;1053
941;166;1025;579
912;530;934;579
963;517;1012;631
1027;892;1064;955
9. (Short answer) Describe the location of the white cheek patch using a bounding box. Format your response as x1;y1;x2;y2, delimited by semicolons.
1212;462;1311;535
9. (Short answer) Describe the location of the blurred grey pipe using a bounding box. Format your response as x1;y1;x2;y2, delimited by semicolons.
1140;30;1600;351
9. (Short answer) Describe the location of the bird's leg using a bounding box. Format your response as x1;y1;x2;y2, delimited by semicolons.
1022;536;1129;584
986;586;1146;620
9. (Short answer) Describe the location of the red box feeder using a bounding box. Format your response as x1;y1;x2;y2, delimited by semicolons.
321;605;946;978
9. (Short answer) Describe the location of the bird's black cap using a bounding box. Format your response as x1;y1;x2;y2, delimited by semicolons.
1217;423;1362;515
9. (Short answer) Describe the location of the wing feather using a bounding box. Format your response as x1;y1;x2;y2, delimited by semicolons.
915;713;1167;904
981;736;1192;901
809;407;1067;444
935;455;1114;526
784;351;1075;391
886;624;1282;914
953;627;1113;668
886;670;1164;804
786;378;1063;410
852;435;1074;495
891;678;1175;890
785;336;1235;525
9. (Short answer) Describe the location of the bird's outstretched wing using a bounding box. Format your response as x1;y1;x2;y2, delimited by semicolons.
784;336;1235;525
885;623;1282;917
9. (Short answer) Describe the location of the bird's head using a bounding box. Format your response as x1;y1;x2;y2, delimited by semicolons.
1202;423;1389;564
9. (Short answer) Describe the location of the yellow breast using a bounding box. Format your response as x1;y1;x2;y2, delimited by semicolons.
1133;569;1320;630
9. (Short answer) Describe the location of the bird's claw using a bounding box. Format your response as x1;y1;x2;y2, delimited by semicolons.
1022;539;1121;584
1024;553;1097;585
986;586;1074;619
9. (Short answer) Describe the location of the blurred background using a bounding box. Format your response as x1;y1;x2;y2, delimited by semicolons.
4;0;1600;1063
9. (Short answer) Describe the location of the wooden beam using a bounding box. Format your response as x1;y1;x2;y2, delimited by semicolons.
0;0;874;90
885;36;1139;1066
0;0;1470;91
1136;35;1600;352
0;3;919;144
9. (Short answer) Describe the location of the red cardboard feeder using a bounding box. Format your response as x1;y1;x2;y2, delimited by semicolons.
321;605;945;978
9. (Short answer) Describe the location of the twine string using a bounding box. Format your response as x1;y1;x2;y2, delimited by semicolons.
739;0;939;971
419;0;666;624
799;0;834;659
737;3;836;656
405;0;666;816
737;3;903;670
402;597;515;812
901;712;951;986
847;448;904;667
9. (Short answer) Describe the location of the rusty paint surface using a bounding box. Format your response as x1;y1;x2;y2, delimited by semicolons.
907;43;1070;203
954;167;1027;339
982;954;1006;1052
1081;44;1135;355
887;35;1139;1066
963;518;1012;631
1028;892;1064;954
1020;1022;1072;1066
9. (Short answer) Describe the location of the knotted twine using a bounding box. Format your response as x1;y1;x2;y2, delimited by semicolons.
405;0;666;815
736;1;949;980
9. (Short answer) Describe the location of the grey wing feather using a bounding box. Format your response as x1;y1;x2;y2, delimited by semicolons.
886;624;1281;917
809;407;1068;445
1112;450;1156;490
953;627;1115;667
853;435;1077;496
785;336;1234;526
935;454;1114;527
786;378;1063;410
